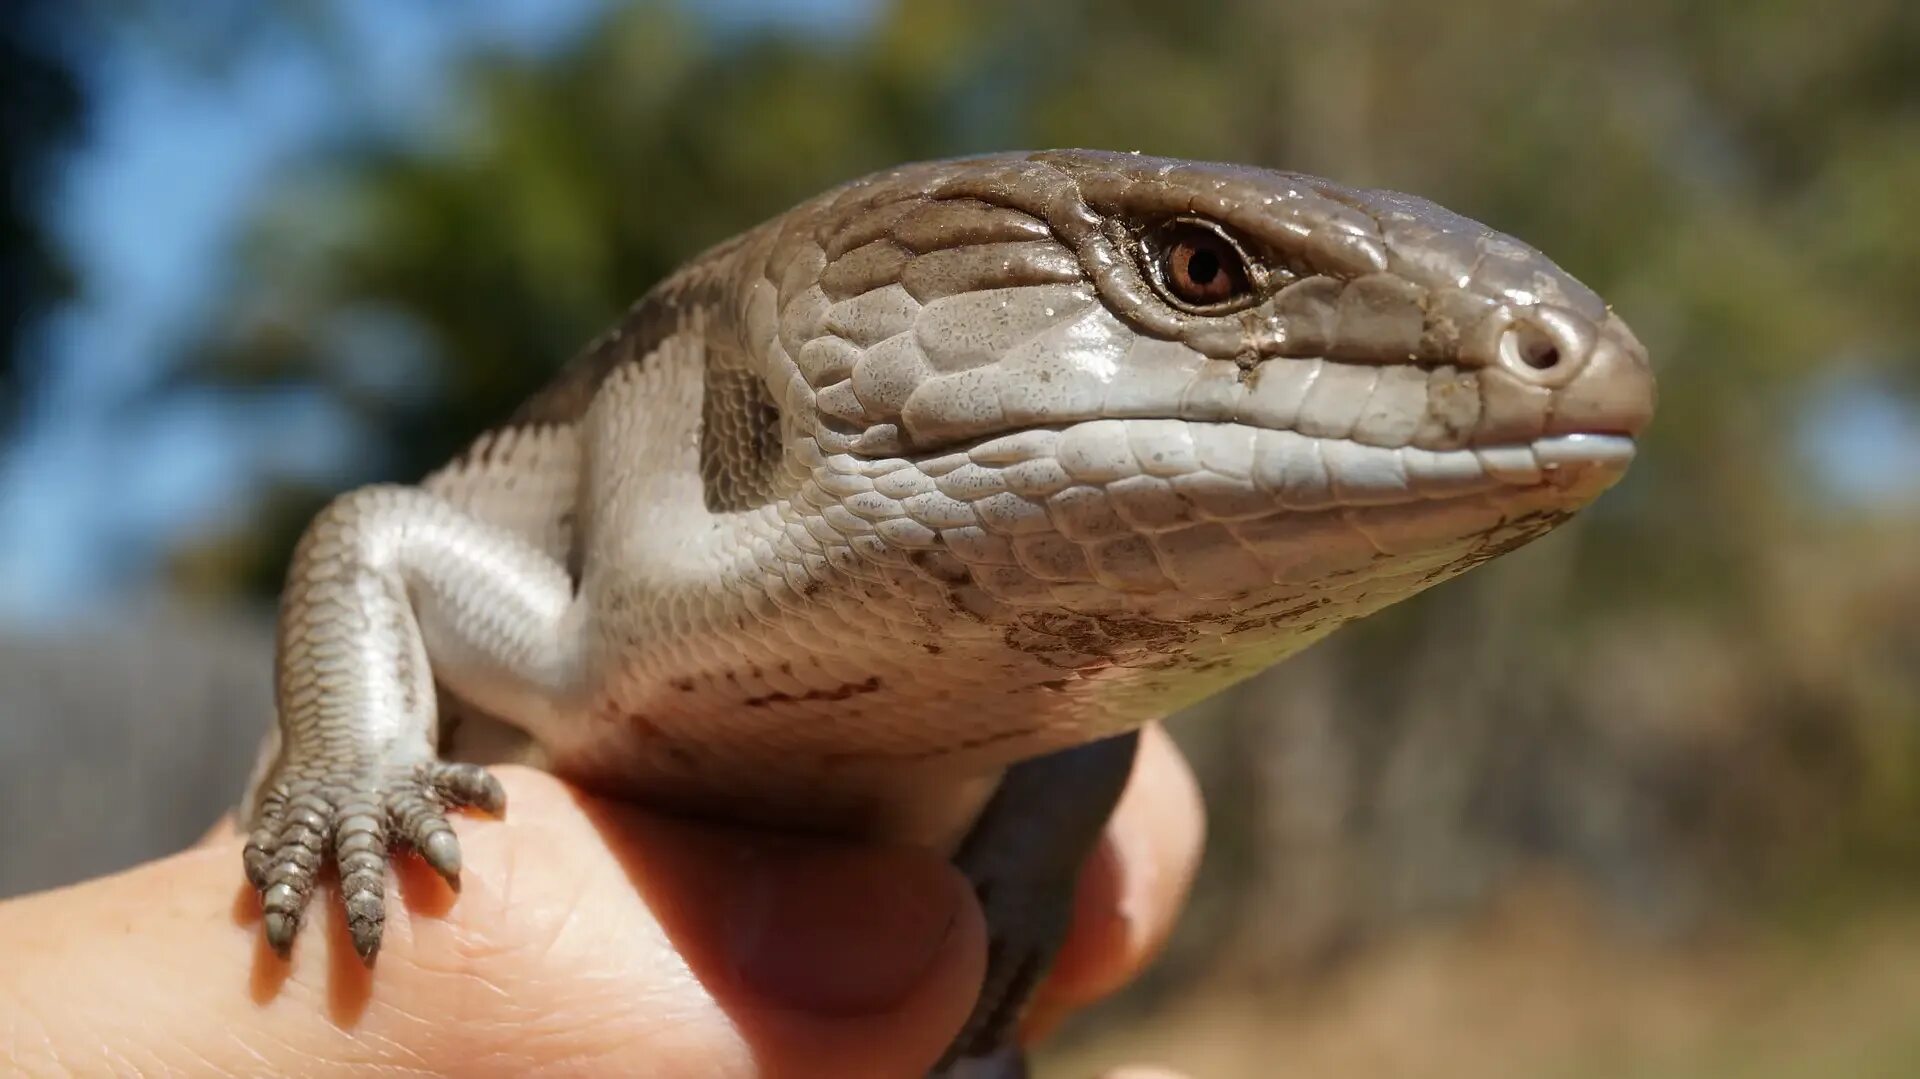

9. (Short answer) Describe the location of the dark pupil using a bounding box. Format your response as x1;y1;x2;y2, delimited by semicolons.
1185;247;1220;286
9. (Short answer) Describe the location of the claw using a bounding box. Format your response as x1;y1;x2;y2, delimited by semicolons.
420;829;463;884
260;877;309;958
344;889;385;962
264;910;298;957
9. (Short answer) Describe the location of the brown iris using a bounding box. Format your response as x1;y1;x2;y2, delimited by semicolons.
1152;220;1256;311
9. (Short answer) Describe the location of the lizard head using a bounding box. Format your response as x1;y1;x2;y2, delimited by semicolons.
733;149;1653;683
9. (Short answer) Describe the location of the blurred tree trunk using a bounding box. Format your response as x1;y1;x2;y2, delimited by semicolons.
0;0;88;430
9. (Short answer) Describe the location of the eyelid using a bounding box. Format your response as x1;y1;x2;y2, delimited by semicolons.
1141;216;1270;313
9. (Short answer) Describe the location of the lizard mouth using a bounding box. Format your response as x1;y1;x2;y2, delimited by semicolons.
907;420;1635;515
825;419;1638;603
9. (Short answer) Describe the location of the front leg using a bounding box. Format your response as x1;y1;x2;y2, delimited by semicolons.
244;483;584;960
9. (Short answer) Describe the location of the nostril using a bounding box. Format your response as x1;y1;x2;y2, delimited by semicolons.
1472;305;1594;387
1492;311;1595;388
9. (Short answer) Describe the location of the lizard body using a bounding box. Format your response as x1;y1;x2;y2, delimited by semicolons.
242;150;1654;1076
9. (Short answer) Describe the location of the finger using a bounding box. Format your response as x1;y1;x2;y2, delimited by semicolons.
195;813;237;849
1026;723;1205;1037
1;767;985;1079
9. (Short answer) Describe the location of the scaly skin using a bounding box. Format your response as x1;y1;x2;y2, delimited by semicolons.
242;150;1655;1075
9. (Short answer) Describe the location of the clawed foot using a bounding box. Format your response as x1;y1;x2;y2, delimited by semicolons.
243;761;505;962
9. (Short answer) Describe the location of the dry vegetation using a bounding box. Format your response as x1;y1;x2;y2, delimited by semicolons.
1048;883;1920;1079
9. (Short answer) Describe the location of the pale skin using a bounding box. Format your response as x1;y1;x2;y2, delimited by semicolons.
2;725;1199;1078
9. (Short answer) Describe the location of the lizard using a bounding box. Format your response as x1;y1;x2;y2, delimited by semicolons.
239;149;1655;1077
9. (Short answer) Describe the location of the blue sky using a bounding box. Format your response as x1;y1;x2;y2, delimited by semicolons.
0;0;875;623
1;2;604;622
0;0;1911;625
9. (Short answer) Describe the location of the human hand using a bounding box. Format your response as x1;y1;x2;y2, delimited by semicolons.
1;725;1201;1078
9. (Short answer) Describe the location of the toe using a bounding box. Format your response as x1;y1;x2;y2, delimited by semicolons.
428;761;507;814
334;801;391;963
264;909;300;956
387;777;467;887
344;887;386;962
419;829;462;883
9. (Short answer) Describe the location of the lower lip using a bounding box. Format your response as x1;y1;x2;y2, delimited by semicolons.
1533;433;1637;467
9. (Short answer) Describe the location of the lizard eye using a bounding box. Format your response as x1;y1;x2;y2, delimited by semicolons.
1145;219;1260;313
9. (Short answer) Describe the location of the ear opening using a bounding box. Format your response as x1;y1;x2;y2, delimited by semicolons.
699;357;785;513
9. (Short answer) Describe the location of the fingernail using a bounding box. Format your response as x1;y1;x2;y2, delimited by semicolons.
725;843;964;1016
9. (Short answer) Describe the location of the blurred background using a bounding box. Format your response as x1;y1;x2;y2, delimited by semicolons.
3;1;1918;1075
